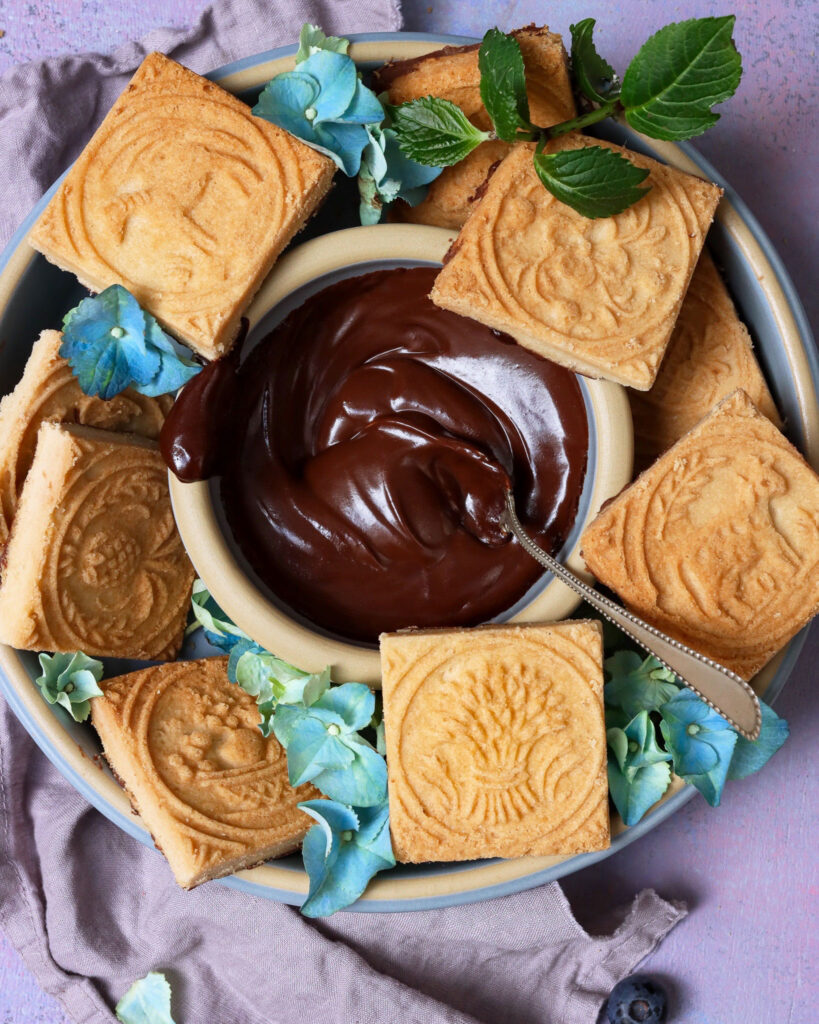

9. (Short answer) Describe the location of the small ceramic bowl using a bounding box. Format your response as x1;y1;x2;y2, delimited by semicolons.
168;223;634;685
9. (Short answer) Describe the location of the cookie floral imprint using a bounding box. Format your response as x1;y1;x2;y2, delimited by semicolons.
431;136;721;389
0;330;170;544
381;623;609;863
0;423;193;660
629;251;781;465
92;658;319;887
582;390;819;679
29;53;334;359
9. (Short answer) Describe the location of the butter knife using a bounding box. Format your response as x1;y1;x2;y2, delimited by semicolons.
504;491;762;741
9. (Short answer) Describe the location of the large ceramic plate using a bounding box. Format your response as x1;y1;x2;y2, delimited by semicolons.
0;33;816;911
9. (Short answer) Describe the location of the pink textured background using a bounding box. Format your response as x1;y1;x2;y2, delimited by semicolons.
0;2;816;1023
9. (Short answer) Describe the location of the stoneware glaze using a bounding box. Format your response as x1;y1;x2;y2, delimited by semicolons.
168;223;632;684
0;34;816;910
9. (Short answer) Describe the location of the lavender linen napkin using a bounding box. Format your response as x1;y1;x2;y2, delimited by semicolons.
0;2;687;1021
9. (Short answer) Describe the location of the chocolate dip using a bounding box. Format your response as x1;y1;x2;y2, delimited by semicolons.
163;267;588;643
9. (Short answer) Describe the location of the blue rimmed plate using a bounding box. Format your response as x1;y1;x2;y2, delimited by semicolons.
0;32;816;911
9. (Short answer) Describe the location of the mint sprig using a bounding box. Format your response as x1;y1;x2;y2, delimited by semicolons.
478;28;534;142
391;95;490;166
389;16;742;218
533;145;650;218
621;16;742;140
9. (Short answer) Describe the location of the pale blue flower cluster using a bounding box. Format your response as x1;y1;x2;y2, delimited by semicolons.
189;581;394;916
61;285;200;400
605;651;789;823
253;24;440;220
35;651;104;722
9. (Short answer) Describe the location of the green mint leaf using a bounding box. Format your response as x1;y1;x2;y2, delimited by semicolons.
295;23;349;63
116;972;176;1024
621;16;742;140
570;18;620;103
533;145;650;218
478;28;532;142
391;96;490;167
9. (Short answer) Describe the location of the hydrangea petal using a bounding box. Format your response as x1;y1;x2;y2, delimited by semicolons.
189;579;251;651
604;651;680;718
727;701;789;780
253;71;319;137
608;759;671;826
299;51;358;121
115;971;176;1024
660;690;738;806
299;799;393;918
315;682;375;732
315;121;370;175
340;78;387;125
61;284;200;400
295;24;349;63
382;127;442;194
311;740;387;806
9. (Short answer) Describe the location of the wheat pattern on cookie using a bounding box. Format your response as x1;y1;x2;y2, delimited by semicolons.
381;623;610;863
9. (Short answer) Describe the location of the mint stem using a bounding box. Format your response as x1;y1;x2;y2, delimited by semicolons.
543;100;619;140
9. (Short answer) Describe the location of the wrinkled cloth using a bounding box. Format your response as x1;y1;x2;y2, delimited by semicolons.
0;1;686;1021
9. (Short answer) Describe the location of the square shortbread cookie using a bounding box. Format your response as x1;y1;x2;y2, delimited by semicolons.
92;657;320;888
380;621;609;863
0;329;171;544
430;136;722;389
581;390;819;679
629;250;781;469
376;26;575;230
0;422;193;659
29;52;335;360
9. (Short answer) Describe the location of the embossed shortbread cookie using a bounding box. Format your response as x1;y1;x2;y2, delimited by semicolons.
0;329;171;545
581;390;819;679
630;251;781;468
92;657;320;888
390;140;511;230
430;136;722;389
380;621;609;863
29;52;335;360
375;27;575;230
0;422;193;659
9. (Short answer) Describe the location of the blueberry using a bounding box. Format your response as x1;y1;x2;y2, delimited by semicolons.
605;974;668;1023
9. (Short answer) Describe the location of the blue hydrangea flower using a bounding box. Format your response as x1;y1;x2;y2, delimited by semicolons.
36;651;104;722
188;578;251;653
61;285;199;400
115;971;176;1024
274;682;387;806
660;689;738;806
254;50;384;176
604;650;680;718
358;125;442;224
232;646;330;737
299;798;395;917
606;709;672;825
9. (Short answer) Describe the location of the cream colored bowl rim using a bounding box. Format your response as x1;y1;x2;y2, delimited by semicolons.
168;222;633;685
0;34;815;910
